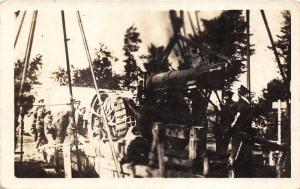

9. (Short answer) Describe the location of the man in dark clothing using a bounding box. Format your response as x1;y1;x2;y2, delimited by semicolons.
215;90;236;155
228;85;254;177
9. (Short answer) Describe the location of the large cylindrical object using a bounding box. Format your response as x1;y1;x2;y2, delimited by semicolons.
146;62;227;90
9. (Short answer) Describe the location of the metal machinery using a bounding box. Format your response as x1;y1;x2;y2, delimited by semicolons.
78;10;240;178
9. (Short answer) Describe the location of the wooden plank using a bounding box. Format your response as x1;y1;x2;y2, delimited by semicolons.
63;145;72;178
157;142;165;177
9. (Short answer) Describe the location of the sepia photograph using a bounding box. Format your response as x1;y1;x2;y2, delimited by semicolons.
1;1;300;188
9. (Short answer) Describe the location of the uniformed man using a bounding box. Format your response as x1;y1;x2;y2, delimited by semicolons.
31;99;48;150
44;110;56;143
43;110;57;163
30;99;46;142
65;99;82;144
215;90;236;155
228;85;254;177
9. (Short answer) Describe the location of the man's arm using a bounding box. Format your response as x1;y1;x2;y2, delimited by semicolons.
231;112;240;127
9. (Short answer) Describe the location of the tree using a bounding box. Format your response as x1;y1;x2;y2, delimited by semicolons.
141;43;171;73
270;11;291;98
15;54;43;115
190;10;255;90
52;43;121;90
51;66;69;86
87;43;121;90
123;25;142;90
260;11;291;122
14;54;43;148
258;11;291;149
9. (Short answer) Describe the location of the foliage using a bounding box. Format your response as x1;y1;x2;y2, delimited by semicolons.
14;54;43;116
89;43;121;90
270;11;291;97
123;25;142;90
51;66;69;86
51;43;121;90
258;11;291;144
260;11;291;110
141;43;171;73
188;10;255;90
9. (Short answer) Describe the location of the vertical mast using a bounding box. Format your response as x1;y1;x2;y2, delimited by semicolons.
61;11;82;177
246;10;251;93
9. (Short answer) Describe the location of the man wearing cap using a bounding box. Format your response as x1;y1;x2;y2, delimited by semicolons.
228;85;254;177
215;90;236;155
42;110;57;162
31;99;48;150
30;99;45;141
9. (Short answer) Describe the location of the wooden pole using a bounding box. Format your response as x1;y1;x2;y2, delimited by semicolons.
195;11;201;34
246;10;251;92
76;10;121;178
14;11;26;49
277;100;282;145
260;10;287;83
61;11;82;177
18;11;38;103
17;10;38;162
63;145;72;178
187;11;196;36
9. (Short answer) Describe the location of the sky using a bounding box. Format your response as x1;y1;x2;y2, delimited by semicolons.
14;10;285;100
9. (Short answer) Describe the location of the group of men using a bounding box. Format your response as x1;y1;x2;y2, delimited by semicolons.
215;85;256;177
29;99;88;161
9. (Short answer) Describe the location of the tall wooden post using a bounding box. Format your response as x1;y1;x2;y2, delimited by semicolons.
61;10;82;177
246;10;251;92
272;100;287;145
16;10;38;162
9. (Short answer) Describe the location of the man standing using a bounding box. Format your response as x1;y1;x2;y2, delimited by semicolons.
228;85;254;177
215;90;236;155
31;99;47;150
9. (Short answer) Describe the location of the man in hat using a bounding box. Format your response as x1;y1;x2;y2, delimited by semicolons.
42;110;57;162
215;90;236;155
228;85;254;177
30;99;48;150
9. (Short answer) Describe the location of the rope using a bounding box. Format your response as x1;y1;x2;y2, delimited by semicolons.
76;10;121;178
23;103;71;107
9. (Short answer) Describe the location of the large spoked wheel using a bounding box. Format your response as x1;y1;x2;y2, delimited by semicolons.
90;91;133;140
